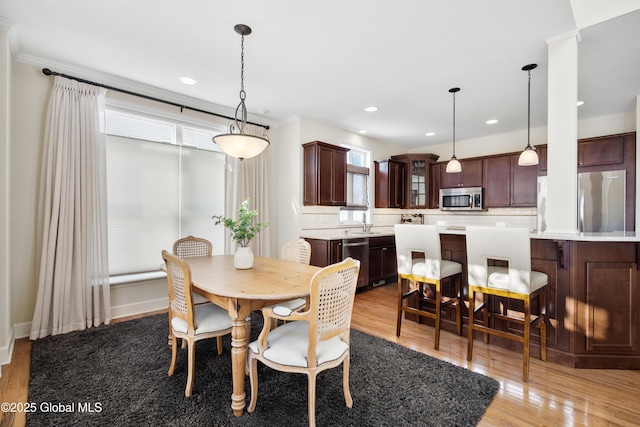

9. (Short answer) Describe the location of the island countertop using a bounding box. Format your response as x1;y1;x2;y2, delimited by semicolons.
300;227;640;242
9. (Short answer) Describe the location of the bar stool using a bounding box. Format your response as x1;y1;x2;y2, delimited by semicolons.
394;224;462;350
465;225;547;381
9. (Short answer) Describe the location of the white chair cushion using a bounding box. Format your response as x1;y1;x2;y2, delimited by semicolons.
248;320;348;368
485;266;548;294
411;258;462;280
171;303;232;335
265;298;306;312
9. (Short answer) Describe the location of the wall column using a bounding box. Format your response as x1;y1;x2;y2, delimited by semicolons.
545;31;580;234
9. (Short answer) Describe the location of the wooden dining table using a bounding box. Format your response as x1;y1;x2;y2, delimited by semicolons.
176;254;320;416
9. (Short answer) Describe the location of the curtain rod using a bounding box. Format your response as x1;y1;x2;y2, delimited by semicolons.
41;68;270;130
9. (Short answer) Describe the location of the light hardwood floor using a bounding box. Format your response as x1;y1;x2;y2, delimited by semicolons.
2;284;640;426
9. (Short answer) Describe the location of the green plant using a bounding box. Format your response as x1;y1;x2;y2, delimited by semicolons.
212;198;268;247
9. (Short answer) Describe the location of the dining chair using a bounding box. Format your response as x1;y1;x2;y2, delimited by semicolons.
247;257;361;427
171;236;214;347
394;224;462;350
162;250;233;397
173;235;213;258
465;225;547;381
273;239;312;312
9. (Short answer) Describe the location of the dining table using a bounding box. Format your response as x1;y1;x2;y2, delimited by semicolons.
174;254;320;416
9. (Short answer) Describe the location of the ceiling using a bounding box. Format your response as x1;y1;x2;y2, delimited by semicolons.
1;1;639;149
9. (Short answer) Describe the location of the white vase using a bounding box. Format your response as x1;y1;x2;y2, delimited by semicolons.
234;246;254;269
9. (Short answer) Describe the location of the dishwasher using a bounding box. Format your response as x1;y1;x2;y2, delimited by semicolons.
341;237;369;288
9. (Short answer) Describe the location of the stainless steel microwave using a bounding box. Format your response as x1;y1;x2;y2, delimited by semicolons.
439;187;484;211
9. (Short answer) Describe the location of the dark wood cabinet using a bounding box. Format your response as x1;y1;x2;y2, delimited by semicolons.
390;153;439;209
573;242;640;366
439;158;483;189
303;141;349;206
304;238;342;268
578;135;626;168
368;236;397;284
429;163;441;209
374;160;405;208
483;154;537;208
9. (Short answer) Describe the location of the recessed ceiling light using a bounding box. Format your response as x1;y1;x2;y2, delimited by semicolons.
359;130;367;134
577;101;584;106
364;106;378;112
425;132;436;137
485;119;499;125
178;76;197;85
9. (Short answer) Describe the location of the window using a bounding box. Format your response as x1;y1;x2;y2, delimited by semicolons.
339;145;371;224
105;108;227;278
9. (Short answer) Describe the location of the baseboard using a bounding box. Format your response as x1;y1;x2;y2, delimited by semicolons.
110;296;168;320
0;327;14;371
13;321;32;339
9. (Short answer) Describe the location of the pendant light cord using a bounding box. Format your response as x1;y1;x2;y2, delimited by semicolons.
452;90;456;158
527;68;531;149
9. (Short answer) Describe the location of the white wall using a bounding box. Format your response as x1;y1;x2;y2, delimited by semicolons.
0;28;11;371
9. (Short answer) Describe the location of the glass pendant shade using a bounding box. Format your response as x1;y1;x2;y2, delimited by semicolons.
446;158;462;173
213;133;269;160
518;146;539;166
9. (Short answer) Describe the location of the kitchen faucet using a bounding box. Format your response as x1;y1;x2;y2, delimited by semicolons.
362;215;372;233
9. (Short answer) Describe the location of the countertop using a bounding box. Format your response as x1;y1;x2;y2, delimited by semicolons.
300;227;640;242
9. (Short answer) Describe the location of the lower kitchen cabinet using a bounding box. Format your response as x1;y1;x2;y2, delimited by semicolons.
368;236;397;284
304;238;342;269
303;236;397;287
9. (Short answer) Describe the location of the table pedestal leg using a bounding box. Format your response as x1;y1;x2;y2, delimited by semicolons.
231;311;249;416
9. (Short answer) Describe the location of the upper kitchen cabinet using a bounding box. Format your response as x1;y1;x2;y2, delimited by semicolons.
390;153;439;209
577;133;634;171
483;153;537;208
374;159;406;208
439;158;483;189
538;132;635;176
303;141;349;206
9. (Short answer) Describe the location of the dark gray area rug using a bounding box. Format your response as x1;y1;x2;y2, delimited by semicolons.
28;313;499;426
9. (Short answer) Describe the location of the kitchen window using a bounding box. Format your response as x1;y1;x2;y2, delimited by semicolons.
105;107;227;281
339;145;371;224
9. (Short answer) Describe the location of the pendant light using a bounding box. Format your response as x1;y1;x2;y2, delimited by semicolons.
518;63;538;166
446;87;462;173
213;24;269;160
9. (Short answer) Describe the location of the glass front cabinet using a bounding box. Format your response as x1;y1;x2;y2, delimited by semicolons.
390;153;439;209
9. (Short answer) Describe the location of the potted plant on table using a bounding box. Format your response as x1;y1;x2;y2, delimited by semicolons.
212;198;268;269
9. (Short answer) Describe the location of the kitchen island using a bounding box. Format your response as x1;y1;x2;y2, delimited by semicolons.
302;227;640;369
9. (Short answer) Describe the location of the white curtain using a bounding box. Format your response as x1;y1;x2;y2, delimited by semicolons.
30;76;110;339
224;123;271;256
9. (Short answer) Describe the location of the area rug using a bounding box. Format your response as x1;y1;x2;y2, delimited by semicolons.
28;313;499;426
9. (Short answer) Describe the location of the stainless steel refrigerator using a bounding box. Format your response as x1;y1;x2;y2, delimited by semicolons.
578;170;626;232
537;170;626;233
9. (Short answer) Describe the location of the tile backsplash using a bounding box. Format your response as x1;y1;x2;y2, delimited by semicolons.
299;206;537;236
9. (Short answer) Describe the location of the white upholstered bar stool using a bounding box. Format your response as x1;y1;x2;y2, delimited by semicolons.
465;225;547;382
394;224;462;350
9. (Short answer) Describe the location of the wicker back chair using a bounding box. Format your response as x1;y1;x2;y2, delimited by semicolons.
173;235;213;258
247;257;360;427
281;239;312;265
162;250;232;397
